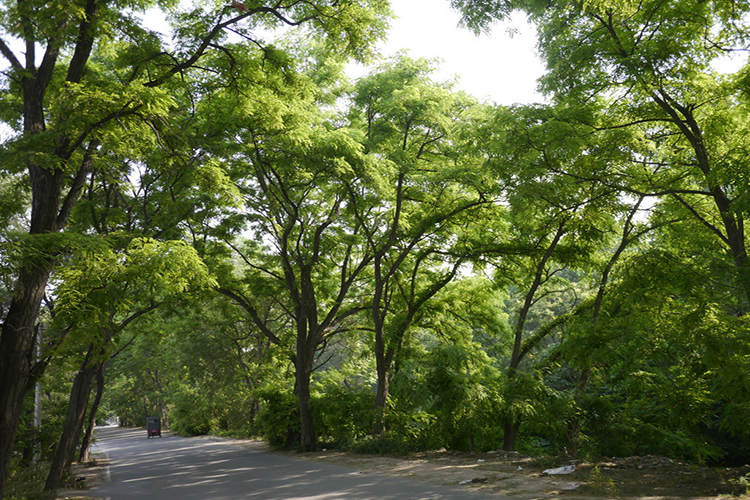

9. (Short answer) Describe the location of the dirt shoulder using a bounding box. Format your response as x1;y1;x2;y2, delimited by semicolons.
54;457;109;500
278;447;749;500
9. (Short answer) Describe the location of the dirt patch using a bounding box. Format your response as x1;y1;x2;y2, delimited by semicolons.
280;448;750;499
55;457;109;500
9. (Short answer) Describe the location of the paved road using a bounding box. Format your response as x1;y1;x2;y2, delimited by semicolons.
89;426;500;499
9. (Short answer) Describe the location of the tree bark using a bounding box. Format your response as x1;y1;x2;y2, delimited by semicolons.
373;358;390;435
0;262;54;497
44;352;101;491
502;416;521;452
0;81;89;498
78;364;105;464
295;342;316;451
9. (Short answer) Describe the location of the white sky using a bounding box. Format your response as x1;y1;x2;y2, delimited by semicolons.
359;0;547;105
122;1;549;106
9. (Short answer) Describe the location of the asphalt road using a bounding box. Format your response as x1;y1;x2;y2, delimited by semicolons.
89;426;501;499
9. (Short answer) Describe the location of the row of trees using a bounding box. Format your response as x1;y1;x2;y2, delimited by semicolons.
3;0;750;496
0;0;389;496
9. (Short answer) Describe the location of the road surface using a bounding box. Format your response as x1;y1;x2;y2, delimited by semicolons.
89;426;503;499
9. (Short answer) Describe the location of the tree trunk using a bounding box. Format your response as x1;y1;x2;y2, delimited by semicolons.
373;317;392;436
565;368;590;458
295;322;317;451
296;361;316;451
373;362;390;436
44;355;101;491
503;416;521;452
0;75;84;496
78;364;105;464
0;263;53;498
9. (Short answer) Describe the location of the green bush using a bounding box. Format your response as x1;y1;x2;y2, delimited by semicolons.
256;387;300;449
4;460;57;500
169;386;212;436
312;385;374;448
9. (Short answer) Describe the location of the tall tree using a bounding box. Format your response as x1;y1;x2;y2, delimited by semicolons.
0;0;388;493
452;0;750;453
43;237;214;490
452;0;750;308
200;51;378;449
346;56;497;434
470;102;640;450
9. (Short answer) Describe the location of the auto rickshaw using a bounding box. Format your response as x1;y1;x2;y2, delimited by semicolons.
146;416;161;438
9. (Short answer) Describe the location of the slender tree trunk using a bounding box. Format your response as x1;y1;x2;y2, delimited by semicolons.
78;365;105;464
564;201;644;457
565;368;590;457
44;354;101;491
501;224;567;452
373;360;390;435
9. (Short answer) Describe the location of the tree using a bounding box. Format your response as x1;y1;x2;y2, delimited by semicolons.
0;0;388;493
43;237;214;490
452;0;750;307
199;51;378;449
465;102;622;450
345;55;498;434
452;0;750;455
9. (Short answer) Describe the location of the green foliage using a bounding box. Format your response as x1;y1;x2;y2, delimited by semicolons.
7;0;750;473
424;341;503;451
256;387;300;449
13;369;71;468
169;385;213;437
588;465;618;497
312;385;374;449
348;435;416;456
4;460;57;500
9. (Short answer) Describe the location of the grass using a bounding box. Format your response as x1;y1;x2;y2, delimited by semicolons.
4;461;58;500
588;465;618;496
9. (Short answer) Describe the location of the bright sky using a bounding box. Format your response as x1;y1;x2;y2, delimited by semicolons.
360;0;547;105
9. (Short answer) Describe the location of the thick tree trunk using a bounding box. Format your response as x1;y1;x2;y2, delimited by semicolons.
44;355;101;491
79;365;105;464
0;263;53;498
295;360;316;452
0;70;77;496
502;417;521;452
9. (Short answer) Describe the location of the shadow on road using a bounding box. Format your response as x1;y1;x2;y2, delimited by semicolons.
90;426;497;499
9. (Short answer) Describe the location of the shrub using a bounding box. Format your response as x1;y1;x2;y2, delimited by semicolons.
256;388;300;449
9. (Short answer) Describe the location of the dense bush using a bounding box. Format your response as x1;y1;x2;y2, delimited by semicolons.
312;385;374;449
256;388;300;449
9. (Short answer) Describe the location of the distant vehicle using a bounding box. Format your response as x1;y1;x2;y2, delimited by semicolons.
146;417;161;438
